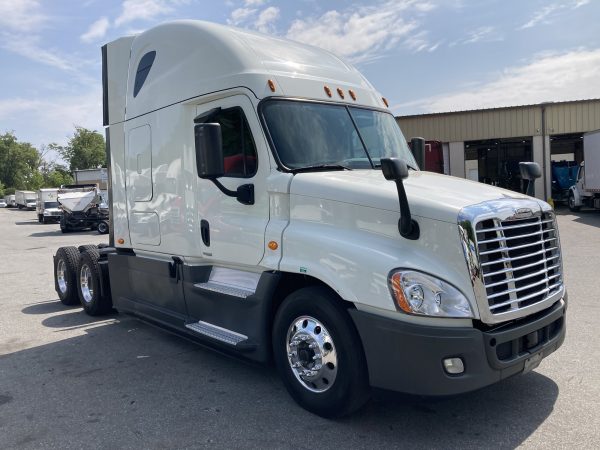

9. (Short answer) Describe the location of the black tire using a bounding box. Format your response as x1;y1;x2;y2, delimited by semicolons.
97;221;109;235
78;244;98;254
60;216;70;233
38;214;43;223
272;286;370;418
568;192;581;212
42;216;48;224
77;248;112;316
55;246;81;306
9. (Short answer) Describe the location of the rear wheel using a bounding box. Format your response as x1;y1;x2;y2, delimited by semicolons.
38;214;43;223
272;287;370;418
55;246;81;306
568;192;581;212
77;248;112;316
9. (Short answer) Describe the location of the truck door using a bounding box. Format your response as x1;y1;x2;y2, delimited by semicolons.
195;95;270;267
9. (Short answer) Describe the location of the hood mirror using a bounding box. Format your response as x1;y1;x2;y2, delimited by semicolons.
519;162;541;197
381;158;419;240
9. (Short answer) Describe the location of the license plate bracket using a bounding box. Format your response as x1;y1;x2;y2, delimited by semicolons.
523;352;543;373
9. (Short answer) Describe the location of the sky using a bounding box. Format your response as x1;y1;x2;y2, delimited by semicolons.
0;0;599;153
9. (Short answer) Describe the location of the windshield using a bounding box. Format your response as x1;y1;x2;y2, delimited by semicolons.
44;201;59;208
261;100;417;171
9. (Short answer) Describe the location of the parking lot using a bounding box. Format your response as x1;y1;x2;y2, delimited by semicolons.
0;206;599;449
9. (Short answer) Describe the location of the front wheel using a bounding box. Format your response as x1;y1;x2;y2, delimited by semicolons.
60;216;70;233
568;192;581;212
97;221;109;235
272;287;370;418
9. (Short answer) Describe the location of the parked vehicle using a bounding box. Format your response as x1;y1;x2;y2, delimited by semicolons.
4;194;16;207
57;185;109;233
36;188;61;223
0;199;6;208
53;21;567;418
15;190;36;210
569;129;600;211
551;161;579;204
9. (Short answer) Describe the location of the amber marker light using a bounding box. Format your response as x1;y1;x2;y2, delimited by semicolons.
324;85;332;97
268;241;278;251
268;79;276;92
389;272;412;314
117;238;125;245
349;89;356;100
382;97;389;107
337;88;345;99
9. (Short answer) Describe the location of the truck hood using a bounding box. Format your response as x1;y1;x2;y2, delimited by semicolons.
290;170;533;223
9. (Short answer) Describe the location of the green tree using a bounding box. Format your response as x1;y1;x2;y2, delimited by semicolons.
0;131;41;190
0;181;4;198
55;127;105;172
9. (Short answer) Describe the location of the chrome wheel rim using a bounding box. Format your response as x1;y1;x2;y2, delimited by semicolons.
286;316;338;393
80;264;93;303
57;260;67;294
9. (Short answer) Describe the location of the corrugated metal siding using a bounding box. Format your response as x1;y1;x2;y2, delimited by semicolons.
397;100;600;142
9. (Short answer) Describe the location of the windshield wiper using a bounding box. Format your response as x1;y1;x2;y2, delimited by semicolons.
374;162;418;171
290;164;353;174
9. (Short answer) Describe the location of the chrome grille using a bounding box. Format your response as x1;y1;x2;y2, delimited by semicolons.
475;212;563;315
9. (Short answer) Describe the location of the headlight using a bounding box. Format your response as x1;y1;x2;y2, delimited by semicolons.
388;270;473;318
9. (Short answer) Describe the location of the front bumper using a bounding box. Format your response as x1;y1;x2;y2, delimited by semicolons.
349;296;566;396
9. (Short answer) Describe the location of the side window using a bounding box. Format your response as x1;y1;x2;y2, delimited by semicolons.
133;51;156;97
212;107;258;178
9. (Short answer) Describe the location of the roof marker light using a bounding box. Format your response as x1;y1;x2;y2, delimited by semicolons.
324;85;332;97
349;89;356;100
382;97;389;107
268;79;276;92
337;88;345;99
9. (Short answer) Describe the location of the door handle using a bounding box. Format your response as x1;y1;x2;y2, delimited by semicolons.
201;219;210;246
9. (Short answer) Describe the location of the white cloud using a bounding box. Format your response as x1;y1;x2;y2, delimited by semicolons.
286;1;433;63
0;89;103;148
1;34;78;72
244;0;265;5
397;49;600;113
81;17;110;43
254;6;279;33
229;7;257;25
0;0;46;32
115;0;187;27
520;1;591;29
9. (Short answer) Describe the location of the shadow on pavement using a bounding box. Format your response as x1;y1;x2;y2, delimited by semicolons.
555;206;600;228
21;300;82;315
1;305;560;449
29;230;98;238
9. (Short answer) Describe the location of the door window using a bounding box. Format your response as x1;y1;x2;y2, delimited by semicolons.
212;107;258;178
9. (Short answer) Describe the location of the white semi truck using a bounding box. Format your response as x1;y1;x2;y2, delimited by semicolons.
53;21;567;417
15;190;36;210
36;188;61;224
568;129;600;211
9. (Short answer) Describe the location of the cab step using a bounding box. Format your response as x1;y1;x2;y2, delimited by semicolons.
193;281;254;299
185;320;249;346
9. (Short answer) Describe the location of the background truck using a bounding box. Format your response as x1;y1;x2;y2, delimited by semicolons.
52;21;566;418
569;129;600;211
36;188;61;223
4;194;16;207
15;190;37;210
57;185;109;234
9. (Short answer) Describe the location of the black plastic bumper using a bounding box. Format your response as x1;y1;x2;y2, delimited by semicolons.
349;297;566;396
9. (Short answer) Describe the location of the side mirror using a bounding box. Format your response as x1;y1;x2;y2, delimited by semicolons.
381;158;409;181
410;137;425;169
519;162;541;197
380;157;419;240
195;123;224;179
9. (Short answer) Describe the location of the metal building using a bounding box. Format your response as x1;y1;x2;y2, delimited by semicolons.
396;99;600;200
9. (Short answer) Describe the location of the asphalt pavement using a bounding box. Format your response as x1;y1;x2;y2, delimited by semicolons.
0;206;599;449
